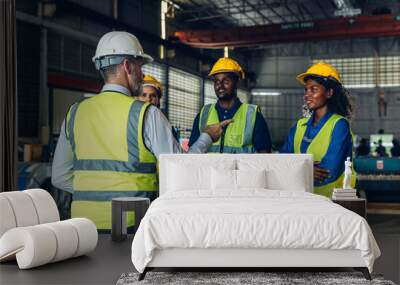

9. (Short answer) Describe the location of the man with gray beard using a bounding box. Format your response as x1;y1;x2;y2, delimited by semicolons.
51;31;231;230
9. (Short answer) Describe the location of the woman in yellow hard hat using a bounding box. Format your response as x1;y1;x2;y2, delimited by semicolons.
138;74;162;108
138;74;180;140
281;61;355;198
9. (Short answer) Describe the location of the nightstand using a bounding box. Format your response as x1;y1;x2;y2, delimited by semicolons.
332;198;366;218
111;197;150;242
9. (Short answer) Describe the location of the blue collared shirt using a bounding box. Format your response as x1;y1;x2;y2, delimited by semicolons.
280;112;353;187
189;98;272;152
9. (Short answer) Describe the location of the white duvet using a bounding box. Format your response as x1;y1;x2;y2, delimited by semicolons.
131;190;380;273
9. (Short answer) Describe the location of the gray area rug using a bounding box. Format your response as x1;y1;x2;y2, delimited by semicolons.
116;272;396;285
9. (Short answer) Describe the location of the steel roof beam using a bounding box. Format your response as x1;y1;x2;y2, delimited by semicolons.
203;0;245;26
283;2;301;22
223;0;261;26
242;0;273;24
313;0;330;18
174;14;400;48
261;0;286;22
178;0;230;27
299;2;314;20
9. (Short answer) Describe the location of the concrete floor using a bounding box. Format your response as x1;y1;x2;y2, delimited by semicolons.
0;235;134;285
368;214;400;284
1;215;399;285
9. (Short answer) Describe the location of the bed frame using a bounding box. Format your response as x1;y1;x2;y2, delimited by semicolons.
138;154;372;281
139;249;371;280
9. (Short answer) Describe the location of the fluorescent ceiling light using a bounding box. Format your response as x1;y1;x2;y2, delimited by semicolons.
345;84;376;89
251;90;281;96
378;83;400;87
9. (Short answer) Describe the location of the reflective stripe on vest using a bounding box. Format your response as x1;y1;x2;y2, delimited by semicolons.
66;91;158;230
293;114;356;197
199;103;258;153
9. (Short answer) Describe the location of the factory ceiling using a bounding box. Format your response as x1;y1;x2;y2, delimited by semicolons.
168;0;400;48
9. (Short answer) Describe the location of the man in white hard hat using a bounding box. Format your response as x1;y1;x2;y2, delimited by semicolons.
51;31;230;230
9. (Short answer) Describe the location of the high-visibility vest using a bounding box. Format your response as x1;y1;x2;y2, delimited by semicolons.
198;103;258;153
293;113;356;197
66;91;158;230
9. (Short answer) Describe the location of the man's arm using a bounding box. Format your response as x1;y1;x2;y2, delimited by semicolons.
253;111;272;153
143;106;213;159
51;120;74;193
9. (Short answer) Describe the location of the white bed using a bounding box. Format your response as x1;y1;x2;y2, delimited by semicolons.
131;154;380;280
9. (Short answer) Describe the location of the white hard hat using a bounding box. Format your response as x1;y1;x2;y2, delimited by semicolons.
92;31;153;70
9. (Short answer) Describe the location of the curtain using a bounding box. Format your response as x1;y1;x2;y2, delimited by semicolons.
0;0;17;192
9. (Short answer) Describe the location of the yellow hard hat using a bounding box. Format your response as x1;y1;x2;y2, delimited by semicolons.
143;74;162;94
297;61;341;85
208;57;245;80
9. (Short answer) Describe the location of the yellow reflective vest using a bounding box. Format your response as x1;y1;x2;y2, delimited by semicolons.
293;113;356;197
66;91;158;230
199;103;258;153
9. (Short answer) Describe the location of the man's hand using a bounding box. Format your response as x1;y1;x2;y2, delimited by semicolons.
314;162;330;182
203;119;233;142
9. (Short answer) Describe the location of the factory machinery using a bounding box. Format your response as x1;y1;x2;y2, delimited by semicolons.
355;157;400;203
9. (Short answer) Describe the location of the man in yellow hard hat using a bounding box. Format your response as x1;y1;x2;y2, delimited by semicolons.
281;61;356;198
189;57;272;153
138;74;162;108
51;31;231;230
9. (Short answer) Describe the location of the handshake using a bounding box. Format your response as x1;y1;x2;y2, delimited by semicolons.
202;119;233;142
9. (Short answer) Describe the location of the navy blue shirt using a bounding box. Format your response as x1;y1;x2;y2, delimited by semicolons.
280;112;353;187
189;99;272;152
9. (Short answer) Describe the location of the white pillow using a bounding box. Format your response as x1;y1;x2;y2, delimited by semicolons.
236;169;267;189
211;168;236;190
266;162;307;191
211;169;267;191
167;160;236;192
238;159;309;191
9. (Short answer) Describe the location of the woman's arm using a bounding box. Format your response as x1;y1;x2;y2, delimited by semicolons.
317;118;352;186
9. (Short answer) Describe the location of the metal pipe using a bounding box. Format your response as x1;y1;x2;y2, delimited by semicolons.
113;0;118;20
17;6;216;63
17;11;101;44
39;27;49;131
175;14;400;48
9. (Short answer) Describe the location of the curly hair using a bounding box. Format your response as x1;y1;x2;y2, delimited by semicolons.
328;84;353;119
303;75;353;120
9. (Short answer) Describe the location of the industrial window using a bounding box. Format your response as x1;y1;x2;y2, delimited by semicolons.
237;89;249;103
48;32;97;78
168;67;201;138
379;56;400;87
312;57;375;88
313;56;400;88
142;62;167;110
204;80;217;105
